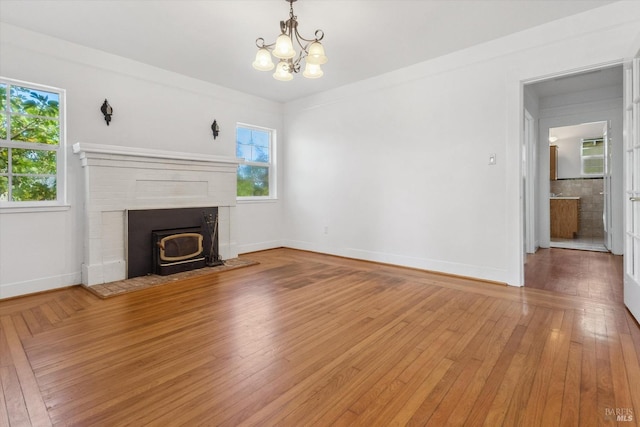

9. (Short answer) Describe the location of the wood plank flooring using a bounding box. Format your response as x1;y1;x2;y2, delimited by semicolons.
525;248;624;303
1;248;638;426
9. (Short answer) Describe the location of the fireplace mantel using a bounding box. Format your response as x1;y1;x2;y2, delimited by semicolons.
73;142;239;285
73;142;238;166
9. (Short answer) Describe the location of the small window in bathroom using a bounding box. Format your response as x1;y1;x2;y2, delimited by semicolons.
581;137;604;176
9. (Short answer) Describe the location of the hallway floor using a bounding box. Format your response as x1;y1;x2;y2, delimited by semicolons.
525;248;623;303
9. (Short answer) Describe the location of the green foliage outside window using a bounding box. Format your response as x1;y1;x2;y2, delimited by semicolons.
0;82;60;202
237;164;269;197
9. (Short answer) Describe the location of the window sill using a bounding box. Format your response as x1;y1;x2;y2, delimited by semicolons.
237;198;279;204
0;203;71;214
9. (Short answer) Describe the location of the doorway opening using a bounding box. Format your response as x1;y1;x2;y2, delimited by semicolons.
548;121;608;252
522;64;624;292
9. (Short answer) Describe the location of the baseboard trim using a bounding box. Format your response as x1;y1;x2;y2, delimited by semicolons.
1;271;82;299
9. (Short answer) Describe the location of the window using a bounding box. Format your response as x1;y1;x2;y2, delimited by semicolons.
0;78;65;205
581;137;604;176
236;124;275;199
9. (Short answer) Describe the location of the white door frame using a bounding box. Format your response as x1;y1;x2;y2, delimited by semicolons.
603;121;613;251
523;109;537;254
624;55;640;324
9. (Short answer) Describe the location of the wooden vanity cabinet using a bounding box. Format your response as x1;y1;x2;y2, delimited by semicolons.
550;145;558;181
550;198;580;239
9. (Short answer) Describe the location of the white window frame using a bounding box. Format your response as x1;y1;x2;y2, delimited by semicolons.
580;137;604;176
236;123;277;201
0;77;67;210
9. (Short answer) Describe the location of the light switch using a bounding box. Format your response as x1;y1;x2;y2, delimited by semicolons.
489;153;497;165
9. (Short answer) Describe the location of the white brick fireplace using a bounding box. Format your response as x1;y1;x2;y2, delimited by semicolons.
73;142;239;286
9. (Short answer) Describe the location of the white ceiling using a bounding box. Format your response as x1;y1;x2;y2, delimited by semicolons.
0;0;619;103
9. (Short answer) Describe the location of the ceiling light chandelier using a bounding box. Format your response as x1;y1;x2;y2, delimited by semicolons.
252;0;327;81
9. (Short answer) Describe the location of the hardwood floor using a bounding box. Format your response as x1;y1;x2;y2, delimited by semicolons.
1;248;639;426
525;248;624;303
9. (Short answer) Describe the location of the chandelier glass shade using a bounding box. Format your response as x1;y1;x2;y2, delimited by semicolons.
253;0;327;81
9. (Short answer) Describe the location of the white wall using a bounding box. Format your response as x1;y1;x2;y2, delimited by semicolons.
283;2;640;285
555;137;584;179
0;24;284;298
284;63;510;282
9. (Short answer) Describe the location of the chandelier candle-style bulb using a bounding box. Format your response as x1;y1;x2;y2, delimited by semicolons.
273;34;296;59
253;0;327;81
306;42;328;65
303;62;323;79
253;47;275;71
273;61;294;81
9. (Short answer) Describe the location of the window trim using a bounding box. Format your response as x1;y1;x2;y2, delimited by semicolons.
0;77;66;208
236;122;277;201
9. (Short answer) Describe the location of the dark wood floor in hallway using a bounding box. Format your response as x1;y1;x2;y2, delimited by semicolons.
1;248;639;426
525;248;624;304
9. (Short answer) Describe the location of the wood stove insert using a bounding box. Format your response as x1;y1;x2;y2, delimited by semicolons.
127;207;219;279
152;228;205;276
